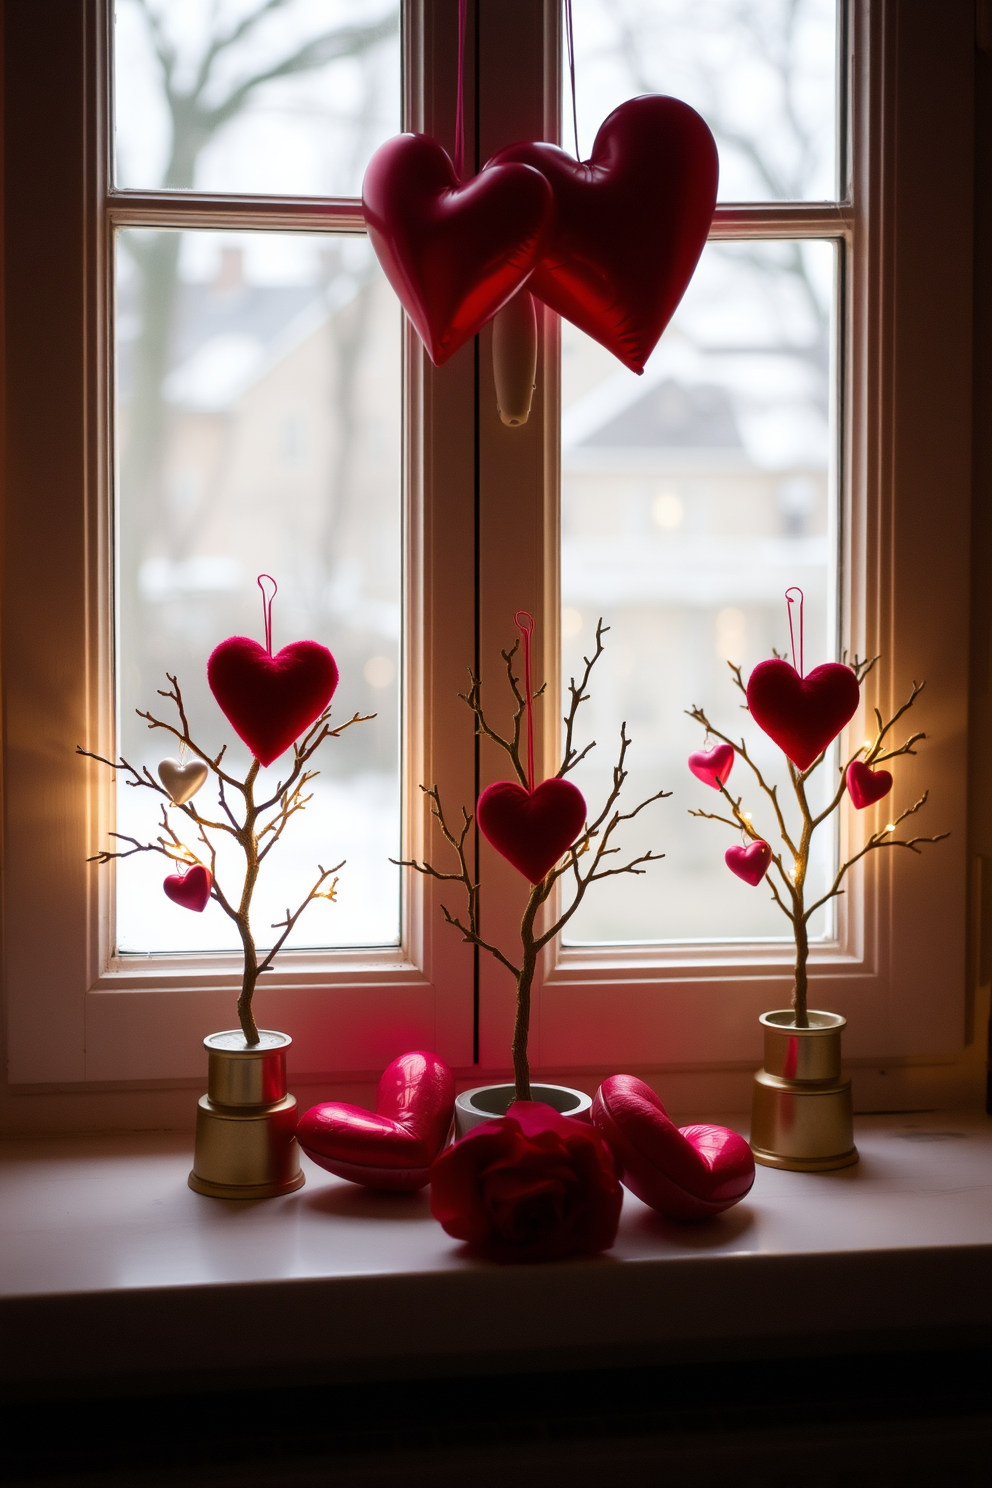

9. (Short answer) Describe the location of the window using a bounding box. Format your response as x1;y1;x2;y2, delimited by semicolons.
2;1;974;1106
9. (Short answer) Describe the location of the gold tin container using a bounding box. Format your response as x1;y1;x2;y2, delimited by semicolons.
750;1010;858;1172
188;1030;305;1199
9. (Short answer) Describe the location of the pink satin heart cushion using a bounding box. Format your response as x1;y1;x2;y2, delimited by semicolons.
297;1051;454;1192
725;840;772;886
591;1075;754;1221
477;777;587;883
847;759;893;808
746;658;860;771
362;133;554;367
207;636;339;768
490;95;718;374
688;743;735;790
163;864;212;912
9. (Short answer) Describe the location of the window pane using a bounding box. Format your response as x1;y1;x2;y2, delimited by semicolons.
568;0;838;202
114;1;400;196
561;239;838;943
116;230;401;953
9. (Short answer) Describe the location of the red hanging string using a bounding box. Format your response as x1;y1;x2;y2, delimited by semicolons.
564;0;580;159
257;573;278;657
454;0;467;180
785;586;804;678
515;609;536;791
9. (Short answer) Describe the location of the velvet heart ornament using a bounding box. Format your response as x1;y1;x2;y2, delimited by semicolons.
591;1074;754;1221
163;864;212;913
207;636;338;768
489;95;718;374
847;759;893;809
362;133;554;367
725;840;772;887
746;658;861;772
297;1051;454;1192
477;777;587;884
688;743;735;790
158;757;209;806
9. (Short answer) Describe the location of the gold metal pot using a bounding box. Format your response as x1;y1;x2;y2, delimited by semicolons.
188;1030;305;1198
750;1010;858;1172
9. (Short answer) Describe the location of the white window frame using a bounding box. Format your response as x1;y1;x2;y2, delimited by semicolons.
1;1;975;1108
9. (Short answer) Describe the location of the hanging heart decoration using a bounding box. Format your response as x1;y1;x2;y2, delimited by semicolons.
591;1075;754;1220
488;93;718;374
847;759;893;809
207;576;338;769
725;840;771;886
688;743;735;790
476;611;587;884
298;1051;455;1192
158;757;208;805
746;588;860;771
163;863;212;913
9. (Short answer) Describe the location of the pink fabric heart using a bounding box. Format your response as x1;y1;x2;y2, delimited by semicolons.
207;636;339;768
725;840;772;886
746;658;860;771
163;864;212;913
476;777;587;884
297;1051;455;1192
688;743;735;790
847;759;893;809
591;1075;754;1220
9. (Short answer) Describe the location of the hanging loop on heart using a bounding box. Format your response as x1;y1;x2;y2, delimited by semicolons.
785;585;804;677
257;573;277;656
515;608;536;790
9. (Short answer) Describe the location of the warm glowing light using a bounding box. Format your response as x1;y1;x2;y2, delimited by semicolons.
885;823;895;832
743;811;752;821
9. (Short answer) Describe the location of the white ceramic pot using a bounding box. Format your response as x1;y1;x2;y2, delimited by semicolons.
454;1082;592;1139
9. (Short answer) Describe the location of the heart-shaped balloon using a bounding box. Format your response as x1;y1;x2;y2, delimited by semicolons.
489;96;718;374
297;1051;455;1192
158;758;209;806
476;777;587;884
746;658;860;771
591;1075;754;1220
688;743;735;790
207;637;339;768
163;864;212;913
362;133;554;367
847;759;893;809
725;840;772;886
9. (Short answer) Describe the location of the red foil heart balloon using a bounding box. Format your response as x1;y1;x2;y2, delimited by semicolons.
489;96;718;374
591;1075;754;1221
163;864;212;913
688;743;735;790
362;133;554;367
847;759;893;809
298;1051;454;1192
207;637;339;768
746;658;860;771
477;777;587;884
725;840;772;886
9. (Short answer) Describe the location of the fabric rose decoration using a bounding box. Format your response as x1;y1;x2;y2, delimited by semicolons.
429;1101;623;1262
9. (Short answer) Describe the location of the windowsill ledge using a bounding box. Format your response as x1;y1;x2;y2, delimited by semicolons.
2;1112;990;1398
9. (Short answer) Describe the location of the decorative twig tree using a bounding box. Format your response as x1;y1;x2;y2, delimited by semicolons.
79;675;371;1044
687;653;948;1028
397;619;670;1100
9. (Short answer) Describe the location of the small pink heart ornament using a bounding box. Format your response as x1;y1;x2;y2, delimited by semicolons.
163;864;212;913
688;743;735;790
846;760;893;809
725;840;772;886
158;758;209;805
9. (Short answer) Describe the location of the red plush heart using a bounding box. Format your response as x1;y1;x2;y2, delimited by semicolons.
362;133;554;367
477;778;587;884
688;743;735;790
163;864;212;913
746;658;861;771
298;1051;454;1192
207;636;338;768
591;1075;754;1221
847;759;893;809
489;96;718;374
725;840;772;886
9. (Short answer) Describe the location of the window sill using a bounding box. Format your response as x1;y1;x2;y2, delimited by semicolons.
1;1113;990;1398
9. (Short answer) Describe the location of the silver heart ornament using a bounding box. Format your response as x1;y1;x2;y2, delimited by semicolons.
158;758;209;805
